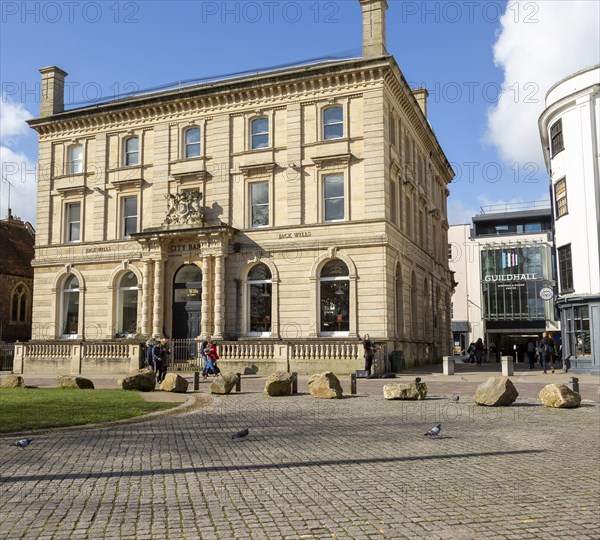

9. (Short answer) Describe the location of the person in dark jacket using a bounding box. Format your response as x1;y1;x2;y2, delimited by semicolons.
363;334;376;376
146;340;156;372
153;339;168;384
538;332;551;374
526;339;536;369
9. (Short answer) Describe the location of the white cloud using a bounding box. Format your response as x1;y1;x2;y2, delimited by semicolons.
448;197;478;225
485;0;600;167
0;146;37;225
0;99;33;145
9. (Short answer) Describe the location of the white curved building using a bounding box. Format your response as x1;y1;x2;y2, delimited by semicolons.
539;65;600;375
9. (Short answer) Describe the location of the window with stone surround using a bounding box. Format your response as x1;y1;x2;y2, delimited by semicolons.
67;144;83;174
247;264;272;335
121;196;138;238
323;106;344;140
124;137;139;166
66;202;81;243
319;259;349;335
250;182;269;228
184;127;201;158
61;275;80;337
323;174;344;222
117;272;138;336
251;117;269;149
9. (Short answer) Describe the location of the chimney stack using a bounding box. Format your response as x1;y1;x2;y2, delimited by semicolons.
359;0;388;57
412;88;429;118
39;66;68;117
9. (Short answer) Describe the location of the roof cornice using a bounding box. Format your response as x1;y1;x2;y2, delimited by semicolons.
27;57;391;137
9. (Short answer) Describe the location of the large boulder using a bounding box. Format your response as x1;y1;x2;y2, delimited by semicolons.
1;375;25;388
308;372;343;399
58;376;94;389
160;373;189;393
383;379;428;400
210;373;238;395
539;383;581;408
475;376;518;406
264;371;292;396
118;367;156;392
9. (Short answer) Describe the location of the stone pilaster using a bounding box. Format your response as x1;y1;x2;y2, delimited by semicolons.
201;255;211;338
141;259;151;336
152;258;163;337
213;254;225;339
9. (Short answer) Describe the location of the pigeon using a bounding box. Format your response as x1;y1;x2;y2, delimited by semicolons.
450;395;460;402
11;438;33;449
424;424;441;437
231;428;249;440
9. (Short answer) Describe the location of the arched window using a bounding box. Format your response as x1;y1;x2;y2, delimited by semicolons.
68;144;83;174
323;106;343;140
10;283;28;323
247;264;272;335
118;272;138;335
411;272;418;339
395;263;403;338
184;127;201;158
250;117;269;149
62;275;80;337
124;137;139;166
319;259;349;334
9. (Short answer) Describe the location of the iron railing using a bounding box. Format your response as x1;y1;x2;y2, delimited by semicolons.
0;343;15;371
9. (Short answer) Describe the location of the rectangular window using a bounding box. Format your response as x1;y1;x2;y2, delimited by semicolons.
66;202;81;243
558;244;574;292
323;174;344;222
550;119;564;156
122;196;138;238
68;145;83;174
250;182;269;227
185;127;201;158
447;243;452;260
124;137;139;166
251;117;269;149
554;178;568;218
323;107;343;140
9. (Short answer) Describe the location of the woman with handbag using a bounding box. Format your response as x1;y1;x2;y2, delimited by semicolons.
202;339;220;379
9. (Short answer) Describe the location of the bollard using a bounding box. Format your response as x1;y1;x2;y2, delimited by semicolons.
350;373;357;395
443;356;455;376
193;371;200;391
571;377;579;393
501;356;514;376
235;373;241;392
292;372;298;394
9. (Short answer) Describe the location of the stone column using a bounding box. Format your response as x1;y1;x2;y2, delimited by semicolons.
213;254;225;339
201;256;210;338
152;258;164;338
141;259;151;336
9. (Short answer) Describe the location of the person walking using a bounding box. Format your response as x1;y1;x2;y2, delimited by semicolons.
475;338;485;366
363;334;376;377
152;339;166;384
526;339;536;369
538;332;551;374
202;338;219;379
200;335;210;372
146;339;156;372
157;338;168;383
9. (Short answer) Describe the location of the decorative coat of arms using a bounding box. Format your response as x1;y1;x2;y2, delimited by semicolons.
164;190;204;226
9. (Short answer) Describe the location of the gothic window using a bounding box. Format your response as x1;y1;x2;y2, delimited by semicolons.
10;283;28;323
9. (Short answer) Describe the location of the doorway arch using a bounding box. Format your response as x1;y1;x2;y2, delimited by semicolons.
172;264;202;339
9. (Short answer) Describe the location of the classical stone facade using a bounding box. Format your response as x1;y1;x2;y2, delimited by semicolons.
26;0;454;373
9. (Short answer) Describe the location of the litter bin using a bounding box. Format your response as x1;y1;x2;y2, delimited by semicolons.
389;350;405;373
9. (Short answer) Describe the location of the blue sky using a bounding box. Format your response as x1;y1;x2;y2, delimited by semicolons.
1;0;599;225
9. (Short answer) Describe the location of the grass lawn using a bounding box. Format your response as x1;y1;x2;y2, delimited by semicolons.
0;388;178;433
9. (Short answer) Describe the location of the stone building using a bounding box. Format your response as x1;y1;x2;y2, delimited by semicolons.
539;64;600;374
0;209;35;343
25;0;454;374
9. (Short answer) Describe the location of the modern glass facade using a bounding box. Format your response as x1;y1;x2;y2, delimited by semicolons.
481;246;550;321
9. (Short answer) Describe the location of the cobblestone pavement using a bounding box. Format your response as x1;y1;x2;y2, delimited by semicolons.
1;384;599;539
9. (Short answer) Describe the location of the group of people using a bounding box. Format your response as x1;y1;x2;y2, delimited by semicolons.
200;336;220;379
466;338;497;366
526;332;563;373
145;338;168;384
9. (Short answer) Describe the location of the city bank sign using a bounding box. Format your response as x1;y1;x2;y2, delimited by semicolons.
484;273;537;282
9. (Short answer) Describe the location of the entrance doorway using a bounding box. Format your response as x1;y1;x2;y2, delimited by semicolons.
172;264;202;339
